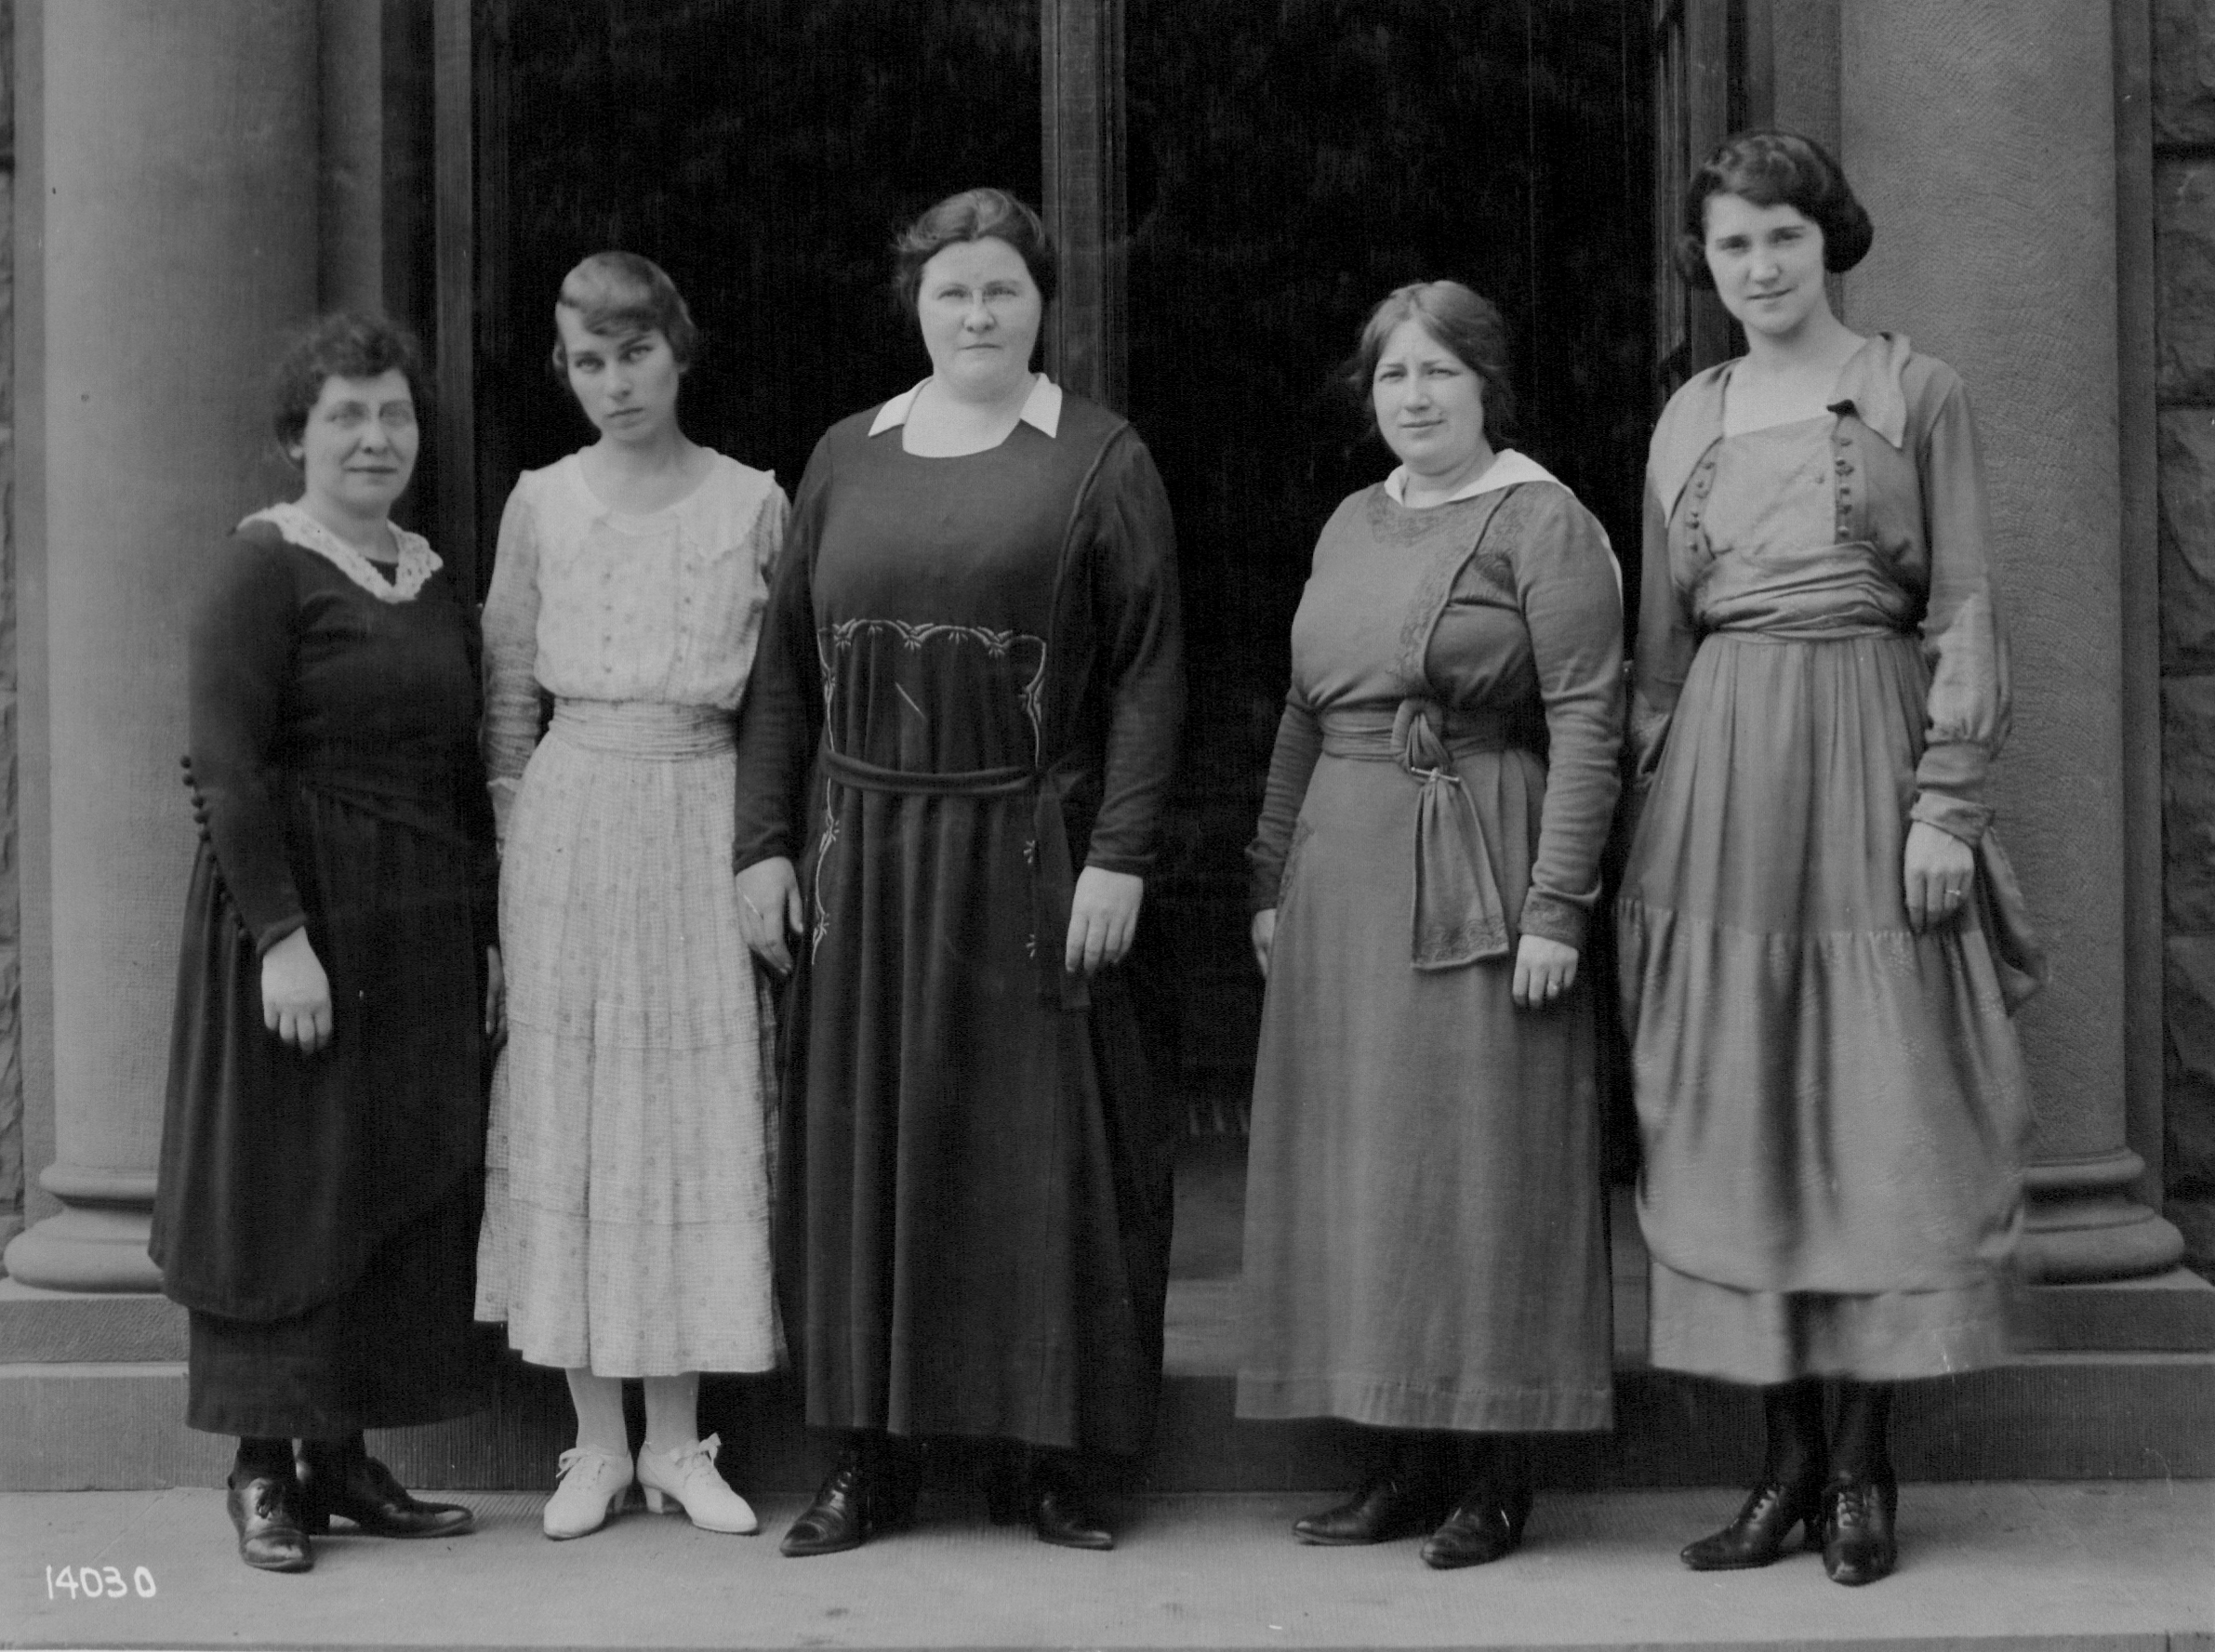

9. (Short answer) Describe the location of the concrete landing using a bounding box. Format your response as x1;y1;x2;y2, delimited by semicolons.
2;1484;2210;1650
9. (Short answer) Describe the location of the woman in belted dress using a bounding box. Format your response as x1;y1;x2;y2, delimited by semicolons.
473;253;785;1541
1240;281;1624;1569
1619;131;2038;1588
153;312;496;1573
732;188;1183;1555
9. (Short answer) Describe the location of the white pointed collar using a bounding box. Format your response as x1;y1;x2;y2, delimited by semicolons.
869;375;1064;440
1383;448;1560;505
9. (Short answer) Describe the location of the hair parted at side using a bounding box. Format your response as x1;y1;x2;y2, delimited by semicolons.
548;250;701;375
893;188;1058;316
270;311;429;455
1677;128;1873;288
1343;281;1519;446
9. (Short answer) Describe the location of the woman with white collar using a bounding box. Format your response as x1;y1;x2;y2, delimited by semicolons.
1238;280;1624;1570
153;312;497;1573
732;188;1183;1556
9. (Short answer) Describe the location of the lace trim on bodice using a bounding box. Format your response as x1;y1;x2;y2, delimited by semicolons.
241;501;442;603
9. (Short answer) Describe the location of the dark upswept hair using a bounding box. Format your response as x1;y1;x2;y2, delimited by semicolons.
548;250;701;374
1342;280;1519;446
893;188;1058;317
1677;128;1873;288
270;311;428;454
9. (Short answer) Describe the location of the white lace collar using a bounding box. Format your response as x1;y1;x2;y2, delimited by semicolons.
241;502;442;603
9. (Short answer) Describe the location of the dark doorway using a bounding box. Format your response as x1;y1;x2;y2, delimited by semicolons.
467;1;1655;1132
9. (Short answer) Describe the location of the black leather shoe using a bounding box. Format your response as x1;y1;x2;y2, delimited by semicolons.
1680;1475;1825;1571
1293;1474;1447;1546
1820;1474;1899;1585
1026;1462;1113;1552
1418;1482;1532;1570
298;1446;474;1540
779;1443;918;1558
227;1473;312;1573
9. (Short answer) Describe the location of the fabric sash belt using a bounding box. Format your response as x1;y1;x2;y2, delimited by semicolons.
1320;700;1516;970
1705;620;1906;643
824;747;1094;1011
550;698;736;758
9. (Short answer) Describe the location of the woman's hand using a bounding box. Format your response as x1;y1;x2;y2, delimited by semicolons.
1511;933;1579;1010
1251;908;1278;980
484;945;507;1046
1066;866;1144;976
1903;819;1976;932
261;928;333;1055
736;856;804;974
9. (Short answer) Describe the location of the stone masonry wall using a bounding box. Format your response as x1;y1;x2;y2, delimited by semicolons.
2156;0;2215;1272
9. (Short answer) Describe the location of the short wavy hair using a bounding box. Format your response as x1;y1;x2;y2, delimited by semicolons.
549;251;701;374
1677;128;1873;289
270;311;428;455
893;188;1058;317
1342;280;1519;447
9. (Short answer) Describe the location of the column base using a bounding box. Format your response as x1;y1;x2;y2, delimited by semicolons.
2019;1151;2186;1283
2;1167;161;1292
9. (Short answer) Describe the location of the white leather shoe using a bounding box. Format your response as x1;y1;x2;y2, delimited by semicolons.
637;1435;758;1535
542;1446;633;1540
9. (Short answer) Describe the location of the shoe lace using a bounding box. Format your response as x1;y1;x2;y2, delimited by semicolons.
660;1435;722;1482
555;1446;618;1483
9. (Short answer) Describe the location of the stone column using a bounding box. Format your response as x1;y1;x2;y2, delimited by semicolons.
2;0;318;1289
1841;0;2182;1280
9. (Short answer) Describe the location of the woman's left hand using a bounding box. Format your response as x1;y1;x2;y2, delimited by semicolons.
484;945;507;1046
1512;933;1580;1010
1066;866;1145;976
1903;819;1976;932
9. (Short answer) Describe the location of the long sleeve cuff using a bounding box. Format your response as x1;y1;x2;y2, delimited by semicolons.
1518;888;1588;951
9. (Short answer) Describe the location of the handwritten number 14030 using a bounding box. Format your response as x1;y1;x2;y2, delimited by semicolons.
45;1565;155;1599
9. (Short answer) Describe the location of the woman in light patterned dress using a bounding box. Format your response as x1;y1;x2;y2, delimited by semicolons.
474;253;786;1540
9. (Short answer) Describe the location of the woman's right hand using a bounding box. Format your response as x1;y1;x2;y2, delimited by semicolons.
1251;908;1278;980
736;856;804;974
261;928;333;1055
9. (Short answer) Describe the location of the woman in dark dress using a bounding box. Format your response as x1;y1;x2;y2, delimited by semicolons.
733;188;1183;1555
151;313;500;1574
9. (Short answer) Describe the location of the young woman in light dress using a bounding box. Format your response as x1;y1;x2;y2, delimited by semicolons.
475;253;787;1540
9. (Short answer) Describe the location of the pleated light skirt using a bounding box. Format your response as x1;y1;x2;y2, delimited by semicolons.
476;701;780;1377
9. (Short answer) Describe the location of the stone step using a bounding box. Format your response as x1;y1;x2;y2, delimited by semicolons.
7;1170;2211;1492
5;1483;2210;1649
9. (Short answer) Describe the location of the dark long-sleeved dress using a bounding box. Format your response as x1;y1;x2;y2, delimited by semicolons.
1618;334;2039;1382
151;506;497;1437
731;383;1183;1456
1238;456;1623;1432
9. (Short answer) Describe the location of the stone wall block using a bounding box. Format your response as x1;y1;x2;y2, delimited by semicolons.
2155;0;2215;144
2165;675;2215;932
2157;159;2215;404
2160;410;2215;670
2166;936;2215;1216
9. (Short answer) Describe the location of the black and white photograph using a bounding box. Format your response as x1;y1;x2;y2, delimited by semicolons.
0;2;2210;1648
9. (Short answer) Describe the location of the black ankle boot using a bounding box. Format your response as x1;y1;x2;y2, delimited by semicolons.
779;1434;919;1558
1024;1452;1113;1552
1419;1437;1532;1570
1293;1433;1448;1545
1681;1380;1827;1572
297;1435;474;1539
1822;1381;1900;1585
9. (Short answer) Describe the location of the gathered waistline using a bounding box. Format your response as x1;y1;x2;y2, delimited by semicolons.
550;698;735;758
1704;621;1910;644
